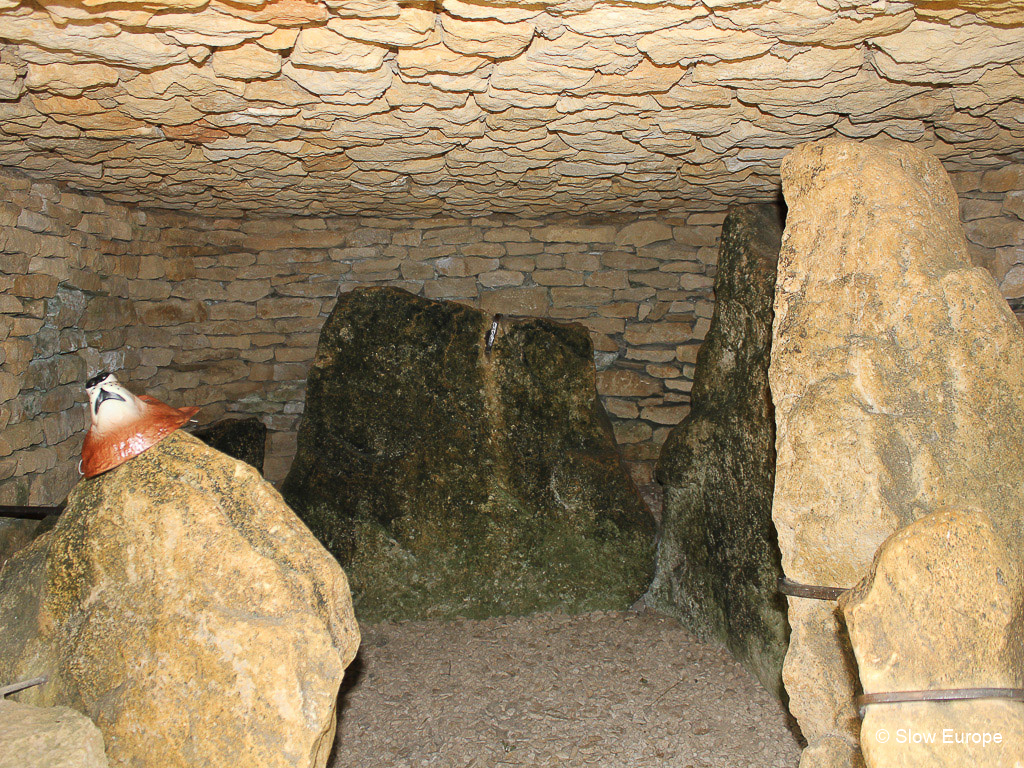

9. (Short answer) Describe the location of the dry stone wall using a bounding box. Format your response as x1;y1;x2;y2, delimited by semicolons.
0;167;722;499
0;2;1022;219
1;170;158;505
134;207;725;485
2;158;1023;504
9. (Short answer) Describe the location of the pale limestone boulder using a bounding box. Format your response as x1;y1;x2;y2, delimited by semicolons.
0;700;109;768
0;431;360;768
771;138;1024;768
841;509;1024;767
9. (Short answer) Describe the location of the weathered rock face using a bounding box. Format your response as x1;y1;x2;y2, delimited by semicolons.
647;203;786;697
771;138;1024;768
0;699;109;768
840;509;1024;768
192;416;267;473
282;286;655;621
0;431;360;768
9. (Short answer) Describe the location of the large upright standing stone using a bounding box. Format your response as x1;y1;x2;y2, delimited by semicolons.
647;203;787;697
771;138;1024;768
282;286;655;621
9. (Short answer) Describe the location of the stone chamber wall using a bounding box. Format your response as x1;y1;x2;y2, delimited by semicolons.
2;162;1023;505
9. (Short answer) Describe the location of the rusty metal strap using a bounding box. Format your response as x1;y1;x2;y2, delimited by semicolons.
0;676;47;698
857;688;1024;718
0;504;64;520
777;577;849;601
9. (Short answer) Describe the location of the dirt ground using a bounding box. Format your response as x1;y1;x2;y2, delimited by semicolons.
330;610;802;767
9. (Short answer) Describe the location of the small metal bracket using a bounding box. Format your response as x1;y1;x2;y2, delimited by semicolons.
485;314;502;355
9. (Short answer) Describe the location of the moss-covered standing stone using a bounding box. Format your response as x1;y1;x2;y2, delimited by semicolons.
282;286;655;621
647;203;787;697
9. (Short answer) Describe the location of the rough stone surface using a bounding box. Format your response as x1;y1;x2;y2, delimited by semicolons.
0;431;360;768
0;518;41;569
0;699;109;768
647;203;786;698
282;286;655;621
0;5;1021;217
840;509;1024;768
771;138;1024;768
192;416;267;473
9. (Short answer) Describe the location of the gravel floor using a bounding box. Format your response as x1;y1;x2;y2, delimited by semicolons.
330;610;802;768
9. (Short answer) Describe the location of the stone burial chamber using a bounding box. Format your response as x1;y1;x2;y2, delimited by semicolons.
281;285;656;621
0;1;1023;767
771;139;1024;768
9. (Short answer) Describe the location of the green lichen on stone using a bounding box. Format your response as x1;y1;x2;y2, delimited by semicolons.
283;287;654;621
647;203;789;698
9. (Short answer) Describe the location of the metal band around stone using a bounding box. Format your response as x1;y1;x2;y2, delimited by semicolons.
0;504;65;520
777;577;849;601
0;677;48;698
856;688;1024;719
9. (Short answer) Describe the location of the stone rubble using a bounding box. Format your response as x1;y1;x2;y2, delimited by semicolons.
0;2;1021;218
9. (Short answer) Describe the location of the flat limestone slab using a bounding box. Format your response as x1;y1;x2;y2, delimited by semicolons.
770;139;1024;767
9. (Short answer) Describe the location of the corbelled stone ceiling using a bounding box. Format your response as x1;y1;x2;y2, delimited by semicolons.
0;0;1022;218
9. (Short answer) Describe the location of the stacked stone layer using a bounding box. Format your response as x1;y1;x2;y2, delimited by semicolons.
0;1;1022;218
0;162;1021;510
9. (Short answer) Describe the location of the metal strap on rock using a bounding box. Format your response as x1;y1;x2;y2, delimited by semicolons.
0;676;47;698
777;577;849;601
0;503;65;520
857;688;1024;718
